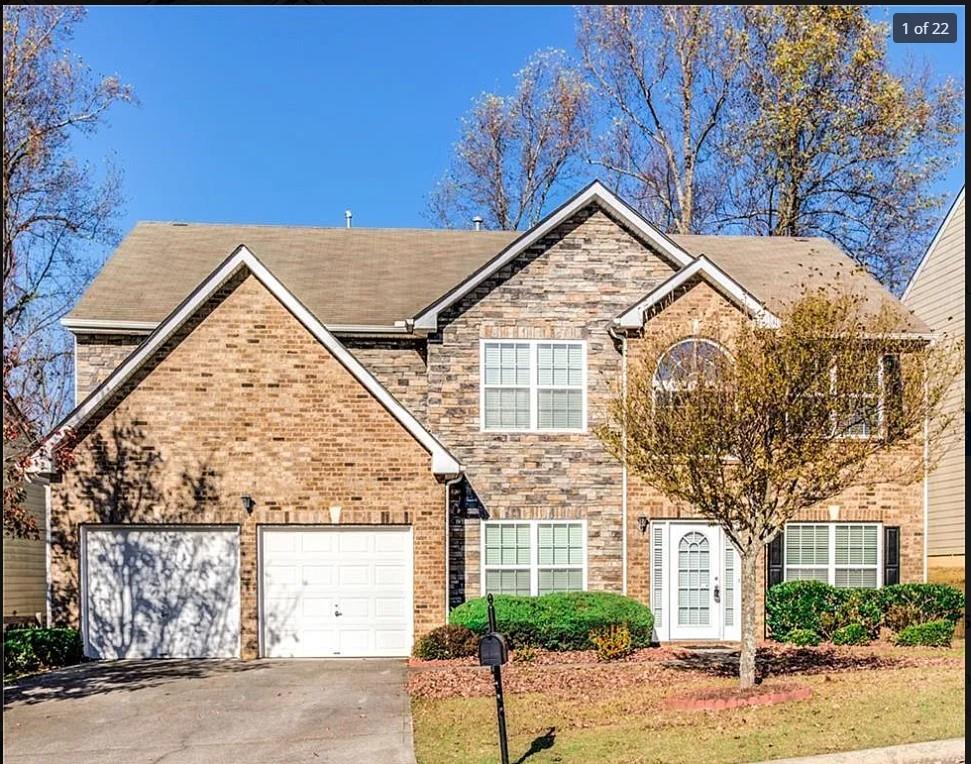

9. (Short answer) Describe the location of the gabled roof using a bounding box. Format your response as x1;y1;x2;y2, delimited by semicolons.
614;255;782;329
63;223;519;331
412;180;695;331
40;246;462;477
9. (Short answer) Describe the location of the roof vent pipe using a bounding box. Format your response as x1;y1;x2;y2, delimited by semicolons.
345;210;353;229
472;216;483;231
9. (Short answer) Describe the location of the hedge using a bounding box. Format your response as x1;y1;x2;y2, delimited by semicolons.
3;628;83;677
449;592;654;651
766;581;965;642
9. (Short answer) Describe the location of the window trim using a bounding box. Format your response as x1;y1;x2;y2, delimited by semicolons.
480;519;588;596
479;339;588;433
783;522;884;588
830;355;888;440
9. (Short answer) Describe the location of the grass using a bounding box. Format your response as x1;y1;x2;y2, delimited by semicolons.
412;643;965;764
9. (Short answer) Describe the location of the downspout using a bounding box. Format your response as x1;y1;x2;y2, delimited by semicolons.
608;324;628;595
443;473;464;619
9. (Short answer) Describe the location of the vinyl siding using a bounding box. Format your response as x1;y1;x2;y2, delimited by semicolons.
904;193;965;558
2;480;48;620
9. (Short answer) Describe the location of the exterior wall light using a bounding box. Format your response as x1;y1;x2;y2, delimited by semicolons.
637;516;649;534
241;495;256;514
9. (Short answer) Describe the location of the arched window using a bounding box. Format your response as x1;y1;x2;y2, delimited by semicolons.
653;339;728;406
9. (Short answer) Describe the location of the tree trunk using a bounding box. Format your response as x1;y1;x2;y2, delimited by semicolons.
738;551;760;688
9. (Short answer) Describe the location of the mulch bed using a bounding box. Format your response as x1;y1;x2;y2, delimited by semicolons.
407;642;957;701
664;682;812;711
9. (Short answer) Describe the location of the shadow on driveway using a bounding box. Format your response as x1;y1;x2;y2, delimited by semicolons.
4;659;265;708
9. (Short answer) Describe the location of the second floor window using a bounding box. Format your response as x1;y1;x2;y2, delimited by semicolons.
481;340;586;432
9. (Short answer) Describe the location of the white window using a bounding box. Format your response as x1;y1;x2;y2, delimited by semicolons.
481;340;586;432
784;523;882;588
481;520;587;596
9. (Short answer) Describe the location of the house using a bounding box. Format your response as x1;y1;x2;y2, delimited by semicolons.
39;182;928;660
2;396;49;625
903;188;965;591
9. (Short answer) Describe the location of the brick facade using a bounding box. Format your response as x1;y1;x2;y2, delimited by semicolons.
623;279;925;635
51;271;446;659
59;202;928;648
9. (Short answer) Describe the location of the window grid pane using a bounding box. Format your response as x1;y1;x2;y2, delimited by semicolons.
783;523;880;589
485;569;531;596
537;569;583;594
484;521;585;597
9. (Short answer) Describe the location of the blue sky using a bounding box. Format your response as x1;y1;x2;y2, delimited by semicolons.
72;5;965;236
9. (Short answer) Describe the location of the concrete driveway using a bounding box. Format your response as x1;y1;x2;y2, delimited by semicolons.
2;659;416;764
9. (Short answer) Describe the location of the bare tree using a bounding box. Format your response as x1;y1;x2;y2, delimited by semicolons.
577;5;741;234
428;49;589;230
598;291;963;688
722;6;963;291
3;5;133;536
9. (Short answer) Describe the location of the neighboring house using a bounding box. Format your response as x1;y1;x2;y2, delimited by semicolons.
3;398;49;625
38;182;929;660
903;188;966;591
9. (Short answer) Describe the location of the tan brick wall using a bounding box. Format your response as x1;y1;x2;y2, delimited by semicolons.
624;280;925;636
51;271;446;659
74;334;145;402
432;207;679;601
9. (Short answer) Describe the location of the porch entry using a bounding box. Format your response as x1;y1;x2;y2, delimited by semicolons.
650;521;741;642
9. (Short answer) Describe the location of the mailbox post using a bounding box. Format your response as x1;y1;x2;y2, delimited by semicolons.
478;594;510;764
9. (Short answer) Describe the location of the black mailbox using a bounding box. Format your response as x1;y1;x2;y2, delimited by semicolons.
478;632;509;667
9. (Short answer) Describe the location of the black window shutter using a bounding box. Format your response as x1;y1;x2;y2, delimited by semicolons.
767;531;785;589
884;526;901;585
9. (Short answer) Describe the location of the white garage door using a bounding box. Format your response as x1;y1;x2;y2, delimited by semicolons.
83;526;240;659
260;527;413;658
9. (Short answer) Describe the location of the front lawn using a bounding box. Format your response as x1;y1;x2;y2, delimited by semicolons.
411;642;965;764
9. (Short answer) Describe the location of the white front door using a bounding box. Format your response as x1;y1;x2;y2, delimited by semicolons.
260;526;413;658
651;522;741;642
82;526;241;659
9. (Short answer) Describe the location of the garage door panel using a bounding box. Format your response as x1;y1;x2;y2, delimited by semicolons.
261;527;413;658
374;564;406;585
84;527;240;660
338;564;371;586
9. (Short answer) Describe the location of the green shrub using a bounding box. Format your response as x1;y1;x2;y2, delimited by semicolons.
3;628;83;676
784;628;820;646
449;592;654;651
766;581;965;643
765;580;843;640
881;584;964;630
894;619;955;648
832;623;871;646
589;624;633;662
412;625;478;660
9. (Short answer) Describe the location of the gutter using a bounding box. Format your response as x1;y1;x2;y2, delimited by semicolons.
60;316;420;338
607;324;629;595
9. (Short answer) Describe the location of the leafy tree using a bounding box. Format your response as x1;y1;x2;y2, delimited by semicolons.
3;5;132;536
428;49;589;230
597;291;962;687
722;6;963;290
577;5;741;233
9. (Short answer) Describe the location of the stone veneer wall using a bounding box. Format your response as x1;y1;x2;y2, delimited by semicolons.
51;271;446;659
428;207;679;605
74;334;145;402
342;338;429;422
